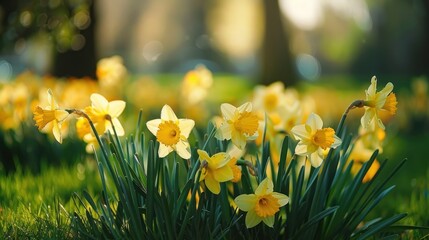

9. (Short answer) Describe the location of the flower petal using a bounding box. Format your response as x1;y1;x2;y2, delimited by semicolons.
271;192;289;206
238;102;252;112
262;215;275;228
52;121;62;143
55;110;69;122
361;109;375;129
213;166;233;182
216;123;231;140
255;178;273;195
146;119;161;136
291;124;308;140
176;140;191;159
331;135;342;149
91;93;109;111
158;144;173;158
108;100;126;117
111;118;124;136
197;149;210;162
309;151;323;168
295;142;308;155
205;175;221;194
179;119;195;138
245;210;262;228
210;152;229;168
161;105;178;121
220;103;236;120
235;194;257;211
306;113;323;130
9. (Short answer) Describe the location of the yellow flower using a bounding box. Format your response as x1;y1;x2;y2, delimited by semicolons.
253;82;287;113
181;64;213;105
198;149;233;194
234;178;289;228
361;76;398;130
84;93;126;136
216;102;259;149
146;104;195;159
33;89;69;143
96;55;127;90
291;113;342;167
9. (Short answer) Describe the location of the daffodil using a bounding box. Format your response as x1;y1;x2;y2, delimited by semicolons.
253;81;287;113
146;104;195;159
84;93;126;136
234;178;289;228
361;76;397;130
291;113;342;167
198;149;233;194
181;64;213;105
33;89;69;143
216;102;259;149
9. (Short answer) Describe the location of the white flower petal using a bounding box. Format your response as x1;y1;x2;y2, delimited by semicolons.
176;140;191;159
52;121;62;143
161;105;178;121
91;93;109;111
108;100;126;117
158;144;173;158
307;113;323;130
111;118;124;136
146;119;161;136
291;124;308;140
238;102;252;113
309;151;323;168
179;119;195;138
220;103;236;120
295;142;308;155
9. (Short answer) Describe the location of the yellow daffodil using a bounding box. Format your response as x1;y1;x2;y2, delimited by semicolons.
291;113;342;167
361;76;398;130
216;102;259;149
181;64;213;105
33;89;69;143
198;149;233;194
234;178;289;228
96;56;127;99
84;93;126;136
146;104;195;159
253;81;287;113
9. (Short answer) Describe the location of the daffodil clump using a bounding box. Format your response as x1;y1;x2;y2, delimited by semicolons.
28;68;410;238
1;55;407;239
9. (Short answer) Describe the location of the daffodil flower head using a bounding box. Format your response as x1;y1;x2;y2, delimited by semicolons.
216;102;259;149
291;113;342;168
33;89;69;143
234;178;289;228
361;76;397;130
146;104;195;159
198;149;233;194
84;93;126;136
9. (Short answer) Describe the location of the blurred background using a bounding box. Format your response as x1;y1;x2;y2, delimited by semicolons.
1;0;428;84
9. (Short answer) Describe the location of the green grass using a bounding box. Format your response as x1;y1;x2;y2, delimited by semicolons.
0;160;102;239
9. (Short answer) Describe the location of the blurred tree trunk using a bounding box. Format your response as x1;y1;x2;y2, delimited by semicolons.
53;0;96;79
260;0;297;86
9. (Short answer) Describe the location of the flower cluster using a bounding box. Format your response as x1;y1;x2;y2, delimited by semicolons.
28;70;398;230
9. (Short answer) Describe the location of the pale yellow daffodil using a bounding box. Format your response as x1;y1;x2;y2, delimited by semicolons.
146;104;195;159
33;89;69;143
234;178;289;228
216;102;259;149
361;76;397;130
181;64;213;105
198;149;233;194
84;93;126;136
291;113;342;167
